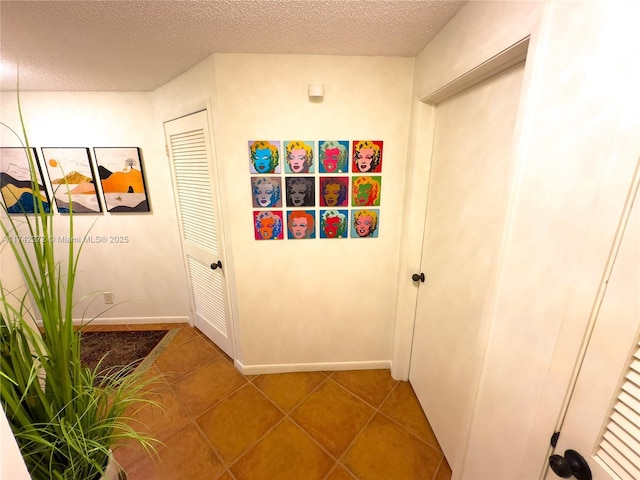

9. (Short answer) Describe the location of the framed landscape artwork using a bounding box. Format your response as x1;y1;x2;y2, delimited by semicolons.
93;147;150;212
0;147;51;213
41;147;102;213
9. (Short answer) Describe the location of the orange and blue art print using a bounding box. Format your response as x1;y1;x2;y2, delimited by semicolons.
0;147;50;214
352;140;383;173
287;210;316;239
284;140;314;174
253;210;284;240
319;176;348;207
318;140;349;173
351;209;380;238
249;140;281;174
251;176;282;208
319;209;348;239
352;176;381;207
93;147;150;212
42;147;102;213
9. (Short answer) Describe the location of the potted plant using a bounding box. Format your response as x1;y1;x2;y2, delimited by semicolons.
0;95;159;479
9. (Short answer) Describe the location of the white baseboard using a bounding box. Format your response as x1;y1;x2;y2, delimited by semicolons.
234;359;391;375
35;316;191;327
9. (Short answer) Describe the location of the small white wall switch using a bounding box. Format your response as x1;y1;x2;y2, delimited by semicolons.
103;292;114;304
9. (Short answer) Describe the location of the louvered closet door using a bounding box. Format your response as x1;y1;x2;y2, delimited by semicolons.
164;110;234;357
546;170;639;479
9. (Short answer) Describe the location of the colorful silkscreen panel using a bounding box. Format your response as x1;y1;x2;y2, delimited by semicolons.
319;209;349;239
351;209;380;239
351;176;381;207
42;147;102;213
253;210;284;240
319;176;348;207
318;140;349;174
248;140;281;174
93;147;150;212
251;176;282;208
287;210;316;239
0;147;50;214
352;140;383;173
285;176;315;208
284;140;315;174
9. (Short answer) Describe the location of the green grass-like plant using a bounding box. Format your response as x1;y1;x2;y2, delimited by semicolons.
0;94;160;479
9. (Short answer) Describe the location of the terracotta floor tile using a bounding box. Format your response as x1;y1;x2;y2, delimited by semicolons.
231;419;334;480
154;334;221;382
342;413;443;480
123;424;225;480
331;369;398;407
290;379;374;458
253;371;326;412
216;472;235;480
129;378;190;441
114;374;191;468
196;384;284;464
434;457;453;480
114;326;453;480
326;464;358;480
162;325;200;348
379;381;441;449
173;357;248;416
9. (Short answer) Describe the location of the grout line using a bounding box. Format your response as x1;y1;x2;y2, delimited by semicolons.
141;325;449;479
222;376;335;471
432;455;446;480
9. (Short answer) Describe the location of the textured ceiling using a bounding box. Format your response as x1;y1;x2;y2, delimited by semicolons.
0;0;464;91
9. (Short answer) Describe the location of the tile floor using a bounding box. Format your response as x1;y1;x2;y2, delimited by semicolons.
98;323;451;480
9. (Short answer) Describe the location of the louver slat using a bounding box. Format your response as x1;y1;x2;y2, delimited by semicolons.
187;255;227;335
597;341;640;480
169;129;218;256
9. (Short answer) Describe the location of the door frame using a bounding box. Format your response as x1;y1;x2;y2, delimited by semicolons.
392;38;530;477
392;37;530;382
392;3;640;478
161;98;240;360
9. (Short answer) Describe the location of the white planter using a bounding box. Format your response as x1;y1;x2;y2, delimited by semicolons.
100;452;122;480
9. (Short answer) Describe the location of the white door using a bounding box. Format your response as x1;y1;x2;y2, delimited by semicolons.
408;62;525;467
164;110;234;357
545;173;640;480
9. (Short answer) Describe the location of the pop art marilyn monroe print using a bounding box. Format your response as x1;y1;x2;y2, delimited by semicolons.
251;176;282;208
285;177;315;207
284;140;314;174
253;210;284;240
352;140;383;173
287;210;315;239
352;176;382;207
319;140;349;173
351;209;380;238
319;209;348;238
249;140;281;174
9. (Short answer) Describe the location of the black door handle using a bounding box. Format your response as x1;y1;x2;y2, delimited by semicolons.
412;273;425;283
210;260;222;270
549;450;591;480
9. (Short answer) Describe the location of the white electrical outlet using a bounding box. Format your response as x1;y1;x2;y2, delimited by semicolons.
103;292;114;304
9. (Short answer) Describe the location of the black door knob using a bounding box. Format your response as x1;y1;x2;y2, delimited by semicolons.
549;450;592;480
411;273;425;283
210;260;222;270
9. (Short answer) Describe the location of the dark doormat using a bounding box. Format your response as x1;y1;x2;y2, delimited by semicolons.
80;329;178;377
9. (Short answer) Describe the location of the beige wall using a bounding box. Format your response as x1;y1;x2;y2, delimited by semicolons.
4;2;637;476
154;53;415;371
0;91;190;324
398;1;640;478
468;2;640;478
